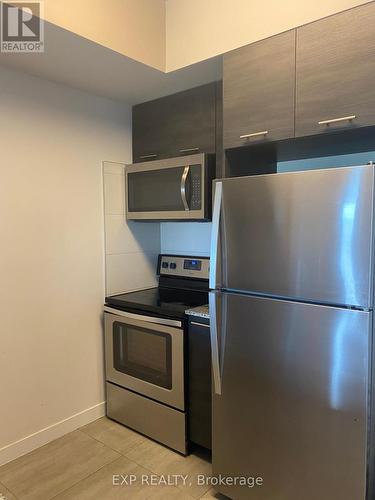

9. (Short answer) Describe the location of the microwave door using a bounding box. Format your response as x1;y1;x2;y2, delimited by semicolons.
127;165;186;216
125;154;208;221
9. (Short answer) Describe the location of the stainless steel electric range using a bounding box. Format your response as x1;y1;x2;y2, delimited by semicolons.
103;254;209;454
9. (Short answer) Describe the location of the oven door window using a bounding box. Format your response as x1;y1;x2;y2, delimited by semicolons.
128;166;195;212
113;322;172;390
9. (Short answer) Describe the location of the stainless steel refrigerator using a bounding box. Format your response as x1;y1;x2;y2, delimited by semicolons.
209;165;375;500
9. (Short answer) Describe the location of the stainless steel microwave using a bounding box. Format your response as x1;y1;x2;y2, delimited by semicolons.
125;153;215;221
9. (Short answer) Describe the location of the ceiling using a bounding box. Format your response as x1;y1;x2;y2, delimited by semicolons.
0;21;222;105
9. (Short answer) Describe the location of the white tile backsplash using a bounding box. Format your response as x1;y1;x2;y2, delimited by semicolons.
105;215;160;255
161;222;212;256
105;252;158;296
103;172;124;215
103;162;161;295
127;220;161;254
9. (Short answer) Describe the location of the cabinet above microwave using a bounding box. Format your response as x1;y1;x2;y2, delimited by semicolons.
132;83;217;163
125;153;215;221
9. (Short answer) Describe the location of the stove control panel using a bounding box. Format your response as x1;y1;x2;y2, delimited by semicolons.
158;255;209;279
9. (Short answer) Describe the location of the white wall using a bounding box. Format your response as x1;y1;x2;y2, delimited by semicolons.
103;163;160;295
166;0;370;70
0;66;131;465
41;0;371;72
44;0;166;71
161;222;211;257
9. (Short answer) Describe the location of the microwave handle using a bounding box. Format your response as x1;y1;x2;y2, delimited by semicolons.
180;166;190;211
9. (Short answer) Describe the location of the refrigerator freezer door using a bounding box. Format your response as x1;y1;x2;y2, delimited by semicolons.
219;165;374;308
211;291;369;500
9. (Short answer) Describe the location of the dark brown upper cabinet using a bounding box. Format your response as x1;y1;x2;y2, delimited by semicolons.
295;2;375;138
132;82;217;163
223;30;296;150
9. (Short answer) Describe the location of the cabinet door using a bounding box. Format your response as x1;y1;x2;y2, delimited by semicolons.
133;83;216;162
295;3;375;138
223;30;295;150
132;99;167;162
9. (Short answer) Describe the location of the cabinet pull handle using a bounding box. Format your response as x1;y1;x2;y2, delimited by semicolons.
139;154;158;159
180;147;199;153
190;321;210;327
240;130;268;139
318;115;356;126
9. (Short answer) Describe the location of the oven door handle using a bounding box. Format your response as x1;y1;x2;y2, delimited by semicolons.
180;166;190;211
104;306;182;328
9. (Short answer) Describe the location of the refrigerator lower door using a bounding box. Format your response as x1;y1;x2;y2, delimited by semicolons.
211;291;370;500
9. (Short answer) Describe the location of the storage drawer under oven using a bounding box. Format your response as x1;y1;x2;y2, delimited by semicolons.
104;309;185;410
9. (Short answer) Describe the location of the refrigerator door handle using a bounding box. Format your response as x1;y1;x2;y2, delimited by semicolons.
209;292;222;395
209;181;223;289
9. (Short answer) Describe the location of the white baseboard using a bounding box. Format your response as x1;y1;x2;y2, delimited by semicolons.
0;402;106;467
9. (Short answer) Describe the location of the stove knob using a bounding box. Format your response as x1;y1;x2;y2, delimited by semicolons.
170;263;177;269
162;262;169;269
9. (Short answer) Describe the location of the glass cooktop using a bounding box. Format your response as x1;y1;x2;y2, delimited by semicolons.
105;286;209;320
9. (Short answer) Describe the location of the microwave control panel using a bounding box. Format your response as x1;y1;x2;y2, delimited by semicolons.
158;255;209;279
190;165;202;210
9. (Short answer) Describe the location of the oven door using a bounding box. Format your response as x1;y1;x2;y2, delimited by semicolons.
104;309;185;410
125;153;207;220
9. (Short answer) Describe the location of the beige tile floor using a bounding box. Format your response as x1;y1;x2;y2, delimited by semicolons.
0;417;226;500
